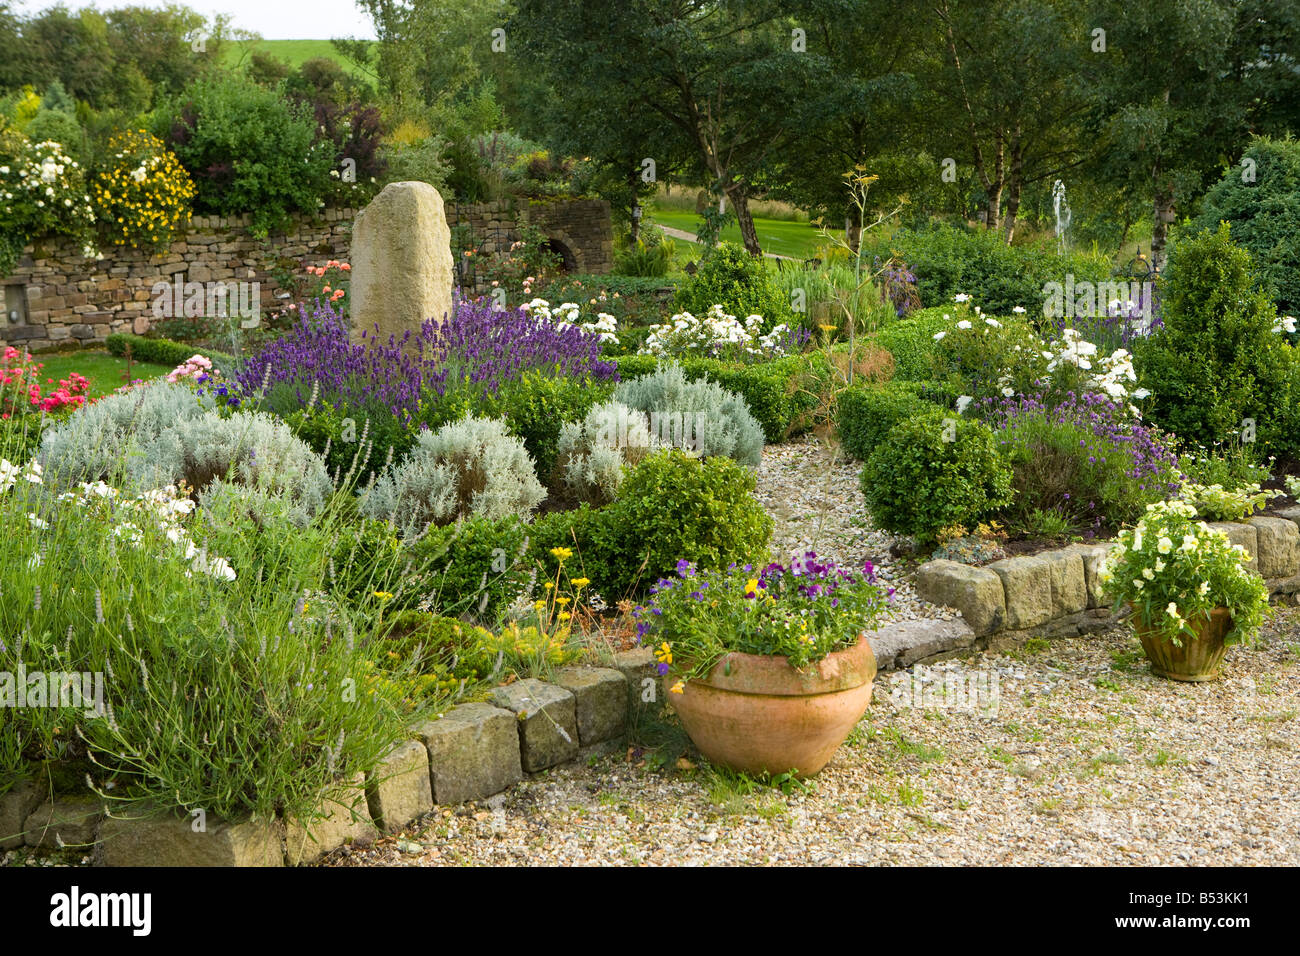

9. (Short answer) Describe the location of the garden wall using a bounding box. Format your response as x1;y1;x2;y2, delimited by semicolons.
0;210;357;353
915;509;1300;652
0;198;614;352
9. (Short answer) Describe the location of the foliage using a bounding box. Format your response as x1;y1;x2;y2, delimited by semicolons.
1135;224;1299;457
406;513;532;624
614;362;764;466
38;380;212;486
989;392;1182;535
861;408;1014;542
0;468;412;822
0;137;96;271
554;399;658;506
90;129;193;249
1193;136;1300;315
528;450;773;603
453;371;613;480
158;73;333;236
859;222;1113;316
837;381;938;461
673;242;790;329
1177;482;1278;523
360;416;544;534
1098;499;1269;647
133;409;334;519
632;553;892;689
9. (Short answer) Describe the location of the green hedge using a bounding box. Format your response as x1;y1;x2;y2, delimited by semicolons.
860;222;1113;316
106;333;236;372
612;354;825;443
837;380;941;461
527;449;772;602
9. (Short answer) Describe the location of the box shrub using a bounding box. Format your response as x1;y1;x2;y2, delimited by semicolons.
837;381;937;461
872;309;953;380
861;408;1014;541
407;513;532;624
106;333;236;373
1193;136;1300;314
527;450;773;602
674;241;790;329
1135;223;1299;457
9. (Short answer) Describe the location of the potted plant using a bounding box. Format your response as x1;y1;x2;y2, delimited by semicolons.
1099;499;1269;681
633;552;893;777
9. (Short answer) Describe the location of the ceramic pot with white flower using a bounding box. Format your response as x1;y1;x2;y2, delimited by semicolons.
1131;605;1233;682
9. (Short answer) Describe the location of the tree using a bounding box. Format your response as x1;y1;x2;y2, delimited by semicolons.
1087;0;1245;269
513;0;813;256
917;0;1095;242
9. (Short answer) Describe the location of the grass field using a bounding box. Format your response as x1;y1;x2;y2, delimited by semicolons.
221;38;377;83
647;207;842;261
37;351;173;401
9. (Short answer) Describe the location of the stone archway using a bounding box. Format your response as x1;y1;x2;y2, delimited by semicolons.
541;232;581;273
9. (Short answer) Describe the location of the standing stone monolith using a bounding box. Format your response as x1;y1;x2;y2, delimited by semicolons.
350;181;454;346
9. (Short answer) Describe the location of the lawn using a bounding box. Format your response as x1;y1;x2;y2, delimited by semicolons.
647;206;843;261
37;350;173;400
221;38;377;83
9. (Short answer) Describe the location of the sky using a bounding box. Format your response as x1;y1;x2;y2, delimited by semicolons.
15;0;379;40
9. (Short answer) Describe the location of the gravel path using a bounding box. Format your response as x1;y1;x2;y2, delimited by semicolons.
330;611;1300;867
754;434;953;623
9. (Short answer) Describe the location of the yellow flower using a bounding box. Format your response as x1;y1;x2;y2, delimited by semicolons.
533;599;547;611
670;680;685;694
544;582;554;590
654;642;672;665
372;590;394;602
549;546;573;561
744;577;759;596
558;611;571;622
555;596;570;606
570;577;590;588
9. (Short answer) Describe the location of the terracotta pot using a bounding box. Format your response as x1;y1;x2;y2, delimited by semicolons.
665;636;876;778
1132;605;1233;682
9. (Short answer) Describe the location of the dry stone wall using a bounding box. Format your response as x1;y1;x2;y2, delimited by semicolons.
1;197;614;351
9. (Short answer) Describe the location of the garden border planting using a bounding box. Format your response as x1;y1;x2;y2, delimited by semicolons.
0;617;981;867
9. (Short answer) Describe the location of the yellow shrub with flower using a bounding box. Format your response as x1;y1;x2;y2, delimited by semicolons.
91;129;194;250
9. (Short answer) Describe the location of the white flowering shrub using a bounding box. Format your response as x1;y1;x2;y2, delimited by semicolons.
614;362;764;466
521;298;620;344
640;304;791;362
932;298;1151;415
39;381;213;485
555;399;659;505
361;415;545;534
0;138;97;271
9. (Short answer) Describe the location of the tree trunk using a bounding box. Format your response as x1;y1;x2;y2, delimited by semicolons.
1151;176;1175;273
628;170;641;244
726;184;762;256
1002;135;1024;244
846;204;863;254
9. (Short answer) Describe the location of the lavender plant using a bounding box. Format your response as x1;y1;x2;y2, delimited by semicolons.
236;295;617;427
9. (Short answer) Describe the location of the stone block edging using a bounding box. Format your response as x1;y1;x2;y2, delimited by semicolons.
915;512;1300;645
